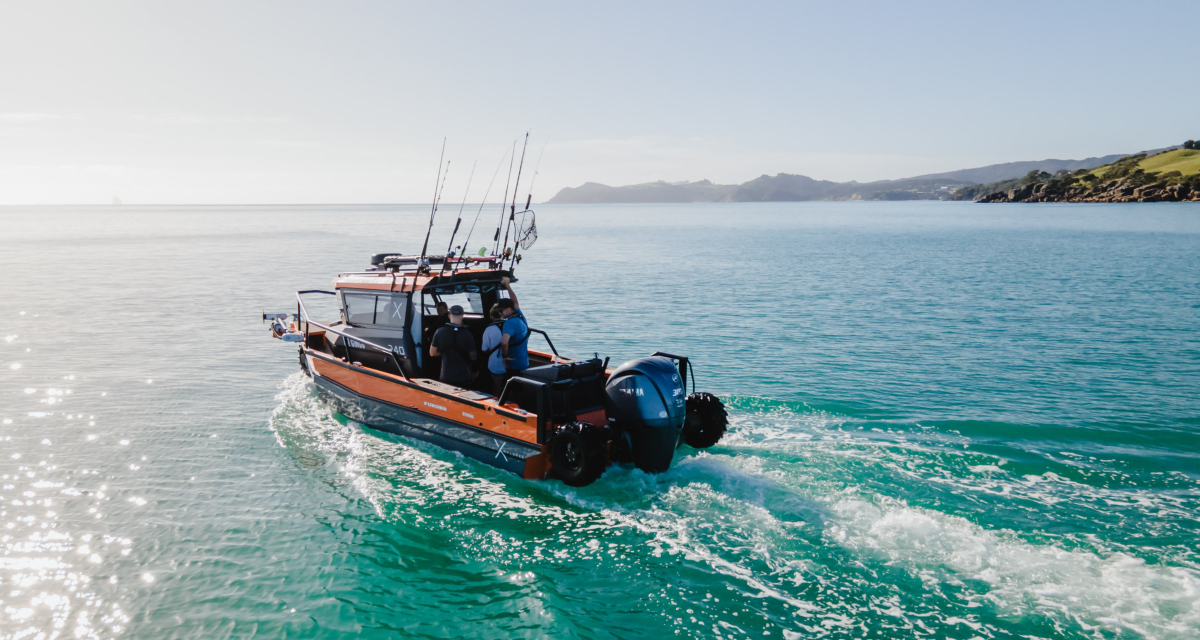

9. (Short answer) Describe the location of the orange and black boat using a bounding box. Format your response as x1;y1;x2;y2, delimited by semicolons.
265;251;728;486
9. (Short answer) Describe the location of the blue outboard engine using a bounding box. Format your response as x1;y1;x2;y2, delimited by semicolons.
604;356;687;473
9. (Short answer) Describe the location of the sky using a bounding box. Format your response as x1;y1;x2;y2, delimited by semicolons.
1;1;1197;204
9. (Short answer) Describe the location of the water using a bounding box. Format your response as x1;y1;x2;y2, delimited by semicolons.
1;202;1198;639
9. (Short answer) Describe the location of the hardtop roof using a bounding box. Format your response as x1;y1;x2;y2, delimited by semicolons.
334;267;513;293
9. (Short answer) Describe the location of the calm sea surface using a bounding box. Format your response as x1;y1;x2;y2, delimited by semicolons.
2;202;1198;639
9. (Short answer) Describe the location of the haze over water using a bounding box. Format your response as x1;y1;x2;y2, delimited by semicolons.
1;202;1198;638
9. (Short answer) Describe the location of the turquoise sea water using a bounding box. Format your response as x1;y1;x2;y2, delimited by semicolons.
1;202;1198;639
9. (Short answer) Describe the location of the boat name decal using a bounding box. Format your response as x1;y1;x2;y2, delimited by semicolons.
424;401;447;412
462;412;475;419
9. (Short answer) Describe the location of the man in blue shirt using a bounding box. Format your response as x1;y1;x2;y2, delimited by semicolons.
496;276;530;375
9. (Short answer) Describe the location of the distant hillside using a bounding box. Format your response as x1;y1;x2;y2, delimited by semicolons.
547;150;1152;204
960;146;1200;203
548;173;973;203
907;154;1132;185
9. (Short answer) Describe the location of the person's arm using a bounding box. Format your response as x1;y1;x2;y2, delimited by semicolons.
429;329;441;357
501;332;511;360
501;276;518;310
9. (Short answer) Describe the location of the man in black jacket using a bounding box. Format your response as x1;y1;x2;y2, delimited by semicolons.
429;305;476;388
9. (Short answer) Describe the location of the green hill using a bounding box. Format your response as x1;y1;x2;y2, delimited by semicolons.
1097;148;1200;178
956;146;1200;203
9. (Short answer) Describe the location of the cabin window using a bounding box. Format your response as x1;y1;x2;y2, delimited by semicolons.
341;290;409;328
375;294;408;328
343;293;378;325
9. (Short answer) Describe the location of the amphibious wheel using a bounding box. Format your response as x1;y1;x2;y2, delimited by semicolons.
683;392;728;448
550;423;608;487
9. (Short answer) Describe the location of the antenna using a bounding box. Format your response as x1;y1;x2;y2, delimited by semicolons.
417;138;448;272
455;142;513;276
438;159;476;279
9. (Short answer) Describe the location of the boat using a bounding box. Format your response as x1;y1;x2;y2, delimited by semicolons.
264;248;729;486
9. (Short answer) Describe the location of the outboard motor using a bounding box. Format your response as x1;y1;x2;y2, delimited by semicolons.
604;356;687;473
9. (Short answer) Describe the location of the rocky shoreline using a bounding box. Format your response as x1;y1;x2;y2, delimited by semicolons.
978;180;1200;203
970;147;1200;203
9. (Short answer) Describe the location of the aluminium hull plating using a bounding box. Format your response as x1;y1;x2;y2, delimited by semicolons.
309;369;542;477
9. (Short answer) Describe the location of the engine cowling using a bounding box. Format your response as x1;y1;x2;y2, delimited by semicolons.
603;356;687;473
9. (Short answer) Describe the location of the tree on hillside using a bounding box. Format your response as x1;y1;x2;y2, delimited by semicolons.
1021;170;1051;185
1185;140;1196;150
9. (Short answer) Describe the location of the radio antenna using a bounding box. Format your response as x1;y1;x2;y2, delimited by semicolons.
455;142;513;276
417;138;448;272
492;139;517;257
438;159;476;279
499;131;529;267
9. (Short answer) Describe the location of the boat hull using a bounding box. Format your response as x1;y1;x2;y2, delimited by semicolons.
305;351;547;478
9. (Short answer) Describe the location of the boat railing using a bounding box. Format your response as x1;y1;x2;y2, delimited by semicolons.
496;376;552;444
295;290;411;381
651;351;693;394
527;328;559;359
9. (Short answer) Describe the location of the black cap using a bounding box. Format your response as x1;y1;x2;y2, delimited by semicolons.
495;298;515;310
448;305;465;315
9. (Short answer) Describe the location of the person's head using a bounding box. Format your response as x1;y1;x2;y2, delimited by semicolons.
435;301;448;317
495;298;516;318
448;305;464;324
489;305;502;321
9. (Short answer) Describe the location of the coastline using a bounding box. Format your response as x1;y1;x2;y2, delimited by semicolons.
978;181;1200;203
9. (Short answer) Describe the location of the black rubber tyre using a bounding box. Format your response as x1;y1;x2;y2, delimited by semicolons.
683;392;728;449
550;423;608;487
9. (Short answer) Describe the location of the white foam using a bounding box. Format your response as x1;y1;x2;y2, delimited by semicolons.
268;380;1200;638
828;497;1200;638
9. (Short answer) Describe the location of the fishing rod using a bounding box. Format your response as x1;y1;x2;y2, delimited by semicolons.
437;159;477;280
492;139;517;257
417;139;449;274
499;131;529;268
454;142;513;276
525;135;549;208
506;135;547;271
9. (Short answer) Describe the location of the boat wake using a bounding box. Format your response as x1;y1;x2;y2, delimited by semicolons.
269;373;1200;638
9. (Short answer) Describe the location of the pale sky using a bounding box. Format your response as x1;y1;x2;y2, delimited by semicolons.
1;1;1197;204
